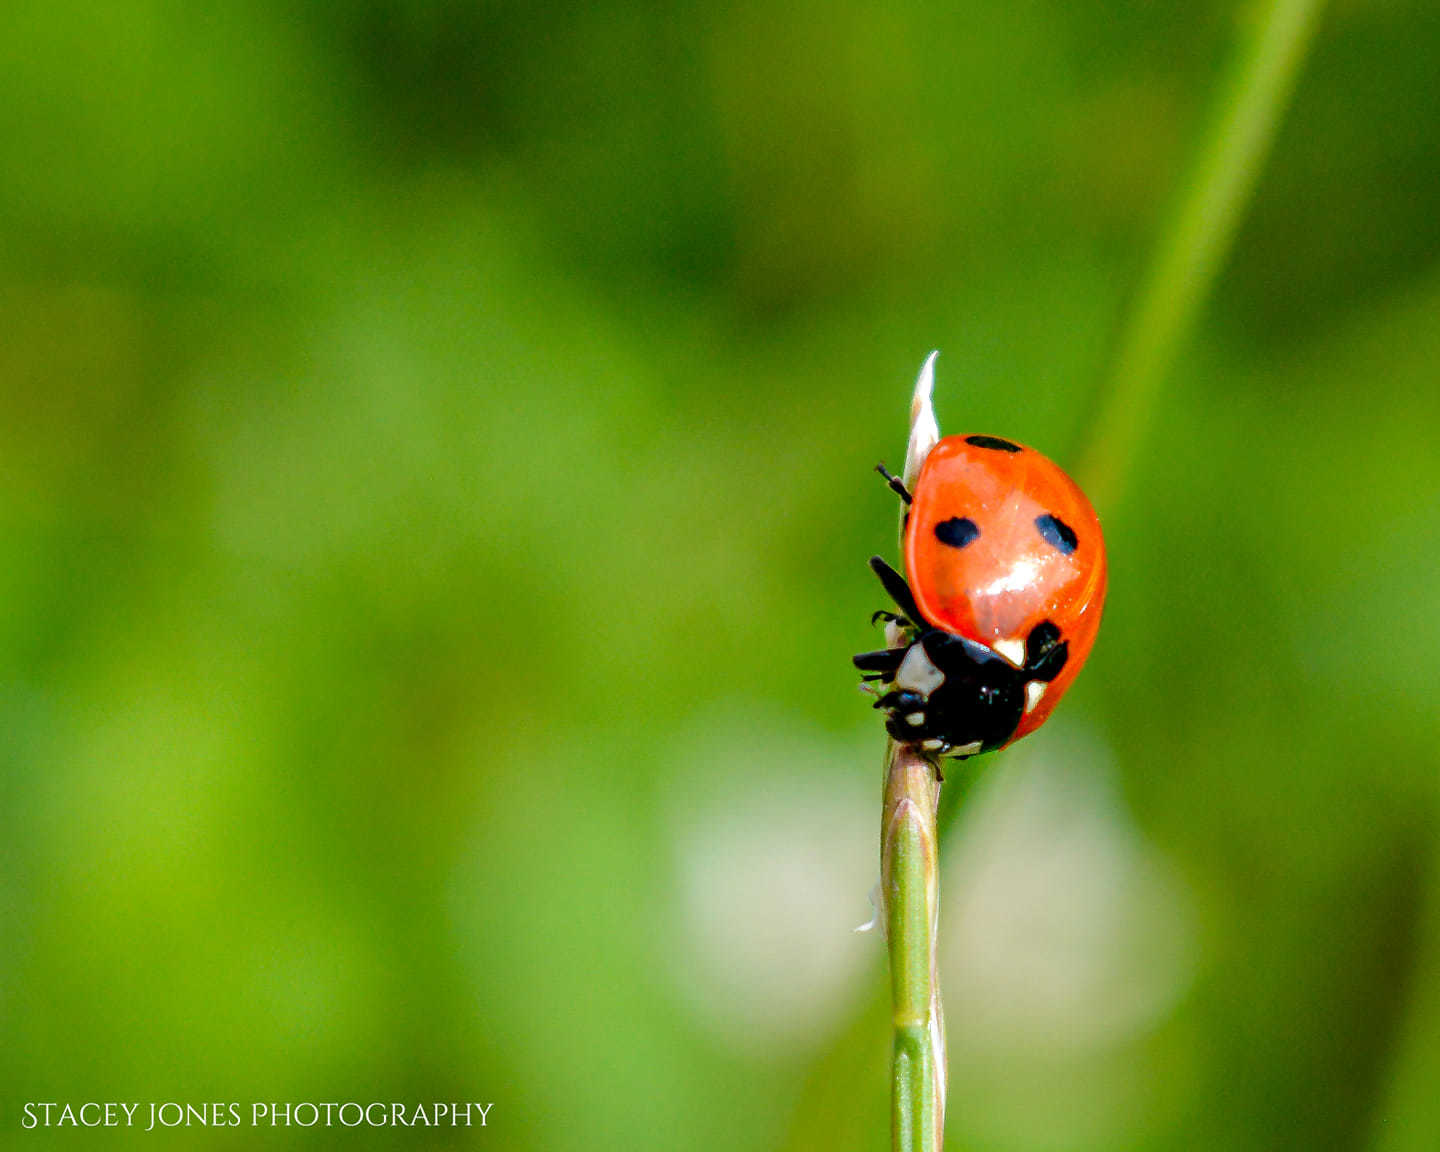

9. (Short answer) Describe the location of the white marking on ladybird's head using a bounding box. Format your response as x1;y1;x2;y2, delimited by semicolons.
922;738;947;752
895;643;945;696
903;351;941;488
949;740;983;757
905;712;926;727
1024;680;1048;714
992;637;1026;669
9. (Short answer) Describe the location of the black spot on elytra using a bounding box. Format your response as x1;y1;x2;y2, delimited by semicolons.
1035;513;1078;554
935;517;979;548
1026;620;1062;662
1024;620;1069;682
965;435;1022;453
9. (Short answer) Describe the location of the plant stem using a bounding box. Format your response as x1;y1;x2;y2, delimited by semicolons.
1076;0;1327;509
883;740;944;1152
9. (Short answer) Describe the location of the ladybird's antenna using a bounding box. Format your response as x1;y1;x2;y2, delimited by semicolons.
874;462;912;504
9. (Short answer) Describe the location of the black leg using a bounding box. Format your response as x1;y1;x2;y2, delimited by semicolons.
853;647;906;674
868;556;924;628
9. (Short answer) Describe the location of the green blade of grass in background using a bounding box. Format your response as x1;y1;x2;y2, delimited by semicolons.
1076;0;1328;510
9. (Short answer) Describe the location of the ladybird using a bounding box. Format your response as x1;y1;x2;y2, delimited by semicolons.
854;433;1106;758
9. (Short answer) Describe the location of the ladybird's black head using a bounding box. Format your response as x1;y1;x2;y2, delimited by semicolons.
856;554;1070;757
859;620;1069;758
876;630;1027;753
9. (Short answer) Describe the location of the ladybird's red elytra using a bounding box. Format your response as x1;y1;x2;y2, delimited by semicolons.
854;434;1107;758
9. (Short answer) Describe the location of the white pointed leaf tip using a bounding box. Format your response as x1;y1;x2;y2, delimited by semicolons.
903;351;941;488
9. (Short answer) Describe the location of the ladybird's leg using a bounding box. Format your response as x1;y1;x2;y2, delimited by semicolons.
875;688;928;733
874;462;912;505
867;556;924;626
853;647;906;675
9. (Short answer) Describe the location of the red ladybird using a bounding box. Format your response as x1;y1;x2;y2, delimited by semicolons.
854;434;1106;758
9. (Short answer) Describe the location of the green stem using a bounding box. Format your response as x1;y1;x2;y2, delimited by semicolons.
883;741;943;1152
1076;0;1327;509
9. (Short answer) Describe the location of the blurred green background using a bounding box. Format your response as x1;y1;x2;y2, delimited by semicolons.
3;0;1440;1148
